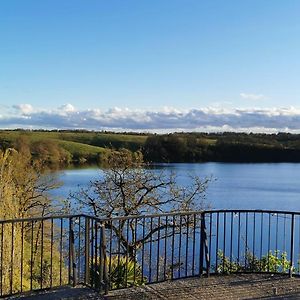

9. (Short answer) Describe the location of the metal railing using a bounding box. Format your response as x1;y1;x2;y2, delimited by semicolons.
1;210;300;297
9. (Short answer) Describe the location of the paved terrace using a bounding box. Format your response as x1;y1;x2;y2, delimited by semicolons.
14;274;300;300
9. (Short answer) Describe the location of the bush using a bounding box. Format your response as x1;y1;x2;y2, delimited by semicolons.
90;255;146;289
217;250;290;274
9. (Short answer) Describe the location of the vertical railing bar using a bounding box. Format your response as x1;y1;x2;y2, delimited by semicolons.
274;213;278;274
95;221;98;288
252;213;256;272
283;214;287;274
10;222;14;295
215;212;219;273
185;215;189;278
0;223;3;296
156;216;161;282
171;215;175;280
245;212;248;270
260;212;263;271
101;222;109;295
133;218;138;284
30;220;34;291
149;217;153;283
192;214;196;276
50;218;53;289
99;221;103;292
164;216;168;280
178;215;182;278
84;217;90;285
267;213;271;272
91;219;94;288
78;217;81;282
290;213;295;277
141;217;146;284
237;212;241;265
230;212;233;272
298;216;300;275
284;214;287;253
71;218;77;287
204;214;210;276
275;213;279;254
20;221;24;293
125;219;129;287
222;212;226;273
108;220;113;290
116;220;121;289
60;218;63;286
199;213;204;276
208;212;212;276
40;220;44;290
68;218;71;286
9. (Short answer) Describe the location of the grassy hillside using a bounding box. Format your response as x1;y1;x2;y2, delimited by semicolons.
0;130;147;166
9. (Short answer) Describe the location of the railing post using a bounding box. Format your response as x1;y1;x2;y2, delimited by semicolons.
69;218;77;287
101;221;109;295
289;214;295;277
199;212;210;277
85;217;90;285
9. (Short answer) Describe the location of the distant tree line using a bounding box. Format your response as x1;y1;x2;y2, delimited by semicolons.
2;130;300;166
143;132;300;163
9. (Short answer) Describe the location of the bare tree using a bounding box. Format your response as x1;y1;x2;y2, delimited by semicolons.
71;149;211;258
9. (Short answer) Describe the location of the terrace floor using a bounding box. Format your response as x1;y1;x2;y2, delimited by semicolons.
13;274;300;300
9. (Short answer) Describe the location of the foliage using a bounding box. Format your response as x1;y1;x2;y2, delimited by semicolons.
90;256;146;289
217;250;290;274
0;149;67;294
0;148;60;219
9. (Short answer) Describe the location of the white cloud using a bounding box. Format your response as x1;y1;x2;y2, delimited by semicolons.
240;93;266;101
2;103;300;133
58;103;75;113
12;104;34;115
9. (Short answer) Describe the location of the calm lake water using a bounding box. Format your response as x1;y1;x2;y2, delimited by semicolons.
51;163;300;276
52;163;300;211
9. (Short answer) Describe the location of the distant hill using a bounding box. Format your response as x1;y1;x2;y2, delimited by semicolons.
0;130;147;166
1;130;300;165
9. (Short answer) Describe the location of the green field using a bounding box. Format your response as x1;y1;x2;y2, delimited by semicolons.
0;130;148;165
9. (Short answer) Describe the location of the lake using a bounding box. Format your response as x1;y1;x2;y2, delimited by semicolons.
52;162;300;212
51;162;300;279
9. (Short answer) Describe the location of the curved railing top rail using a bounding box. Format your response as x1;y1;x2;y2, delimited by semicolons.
91;209;300;223
1;209;300;224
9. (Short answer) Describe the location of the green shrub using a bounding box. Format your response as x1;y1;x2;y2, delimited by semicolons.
217;250;290;274
90;255;146;289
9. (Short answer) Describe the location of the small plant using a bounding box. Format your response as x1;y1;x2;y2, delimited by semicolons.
217;250;290;274
90;255;146;289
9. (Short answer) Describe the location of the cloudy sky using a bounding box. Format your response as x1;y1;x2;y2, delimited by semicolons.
1;1;300;132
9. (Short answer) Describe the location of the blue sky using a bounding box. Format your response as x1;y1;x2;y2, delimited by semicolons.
1;0;300;131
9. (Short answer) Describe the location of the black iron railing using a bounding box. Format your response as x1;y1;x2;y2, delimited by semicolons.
1;210;300;297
